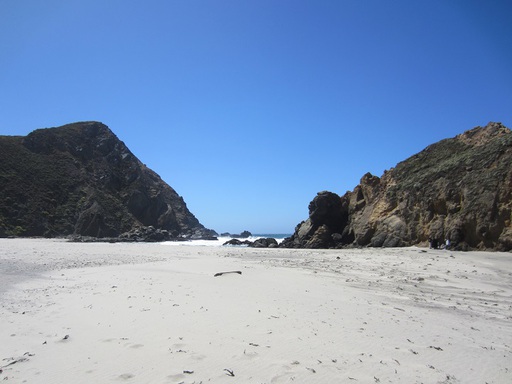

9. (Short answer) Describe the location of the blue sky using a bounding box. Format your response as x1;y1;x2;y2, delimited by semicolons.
1;1;511;234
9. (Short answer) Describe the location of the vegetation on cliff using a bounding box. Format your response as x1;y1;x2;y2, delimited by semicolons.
0;122;215;239
282;122;512;251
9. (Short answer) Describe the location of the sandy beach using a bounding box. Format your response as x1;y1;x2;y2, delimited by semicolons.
1;239;511;383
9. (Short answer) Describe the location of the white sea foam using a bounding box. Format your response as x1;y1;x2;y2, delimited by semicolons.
161;235;290;247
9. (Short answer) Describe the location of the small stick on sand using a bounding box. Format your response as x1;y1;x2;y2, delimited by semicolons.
214;271;242;277
224;368;235;376
1;357;30;368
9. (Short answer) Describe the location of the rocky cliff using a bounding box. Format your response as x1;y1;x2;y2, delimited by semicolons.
0;121;216;240
281;122;512;251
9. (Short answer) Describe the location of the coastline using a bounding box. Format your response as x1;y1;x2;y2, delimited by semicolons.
1;239;511;383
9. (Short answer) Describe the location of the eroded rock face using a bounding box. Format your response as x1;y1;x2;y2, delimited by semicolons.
281;191;348;249
281;122;512;251
0;121;216;239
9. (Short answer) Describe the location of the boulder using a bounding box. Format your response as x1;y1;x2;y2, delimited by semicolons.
250;238;278;248
223;238;251;246
281;191;348;248
223;237;278;248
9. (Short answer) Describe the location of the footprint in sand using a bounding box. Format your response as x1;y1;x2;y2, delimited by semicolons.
190;353;207;360
167;373;186;381
243;349;259;359
118;373;134;380
270;371;297;383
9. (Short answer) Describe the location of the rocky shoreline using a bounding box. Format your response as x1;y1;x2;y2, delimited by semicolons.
2;122;511;251
68;225;218;243
282;123;512;252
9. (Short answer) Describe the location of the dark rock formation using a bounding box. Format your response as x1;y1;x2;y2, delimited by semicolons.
221;230;252;238
0;121;216;240
223;239;252;246
250;237;278;248
281;122;512;251
223;237;278;248
280;191;348;249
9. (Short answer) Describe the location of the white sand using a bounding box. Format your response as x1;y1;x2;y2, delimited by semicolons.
1;239;511;383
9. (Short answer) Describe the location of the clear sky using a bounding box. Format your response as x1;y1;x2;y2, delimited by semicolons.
1;1;511;234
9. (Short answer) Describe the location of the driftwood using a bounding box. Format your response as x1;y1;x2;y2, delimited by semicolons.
214;271;242;277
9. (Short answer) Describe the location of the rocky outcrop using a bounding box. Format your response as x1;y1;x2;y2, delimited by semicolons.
250;237;278;248
281;122;512;251
223;239;252;246
223;237;278;248
280;191;348;249
0;121;216;239
220;230;252;238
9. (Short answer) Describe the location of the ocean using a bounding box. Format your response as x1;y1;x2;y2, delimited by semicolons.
162;234;292;247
